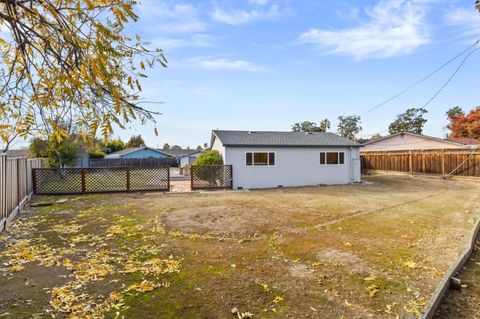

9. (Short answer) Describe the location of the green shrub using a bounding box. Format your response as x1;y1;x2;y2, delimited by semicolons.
193;150;223;166
193;150;223;186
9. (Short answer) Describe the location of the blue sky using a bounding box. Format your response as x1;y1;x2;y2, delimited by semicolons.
12;0;480;149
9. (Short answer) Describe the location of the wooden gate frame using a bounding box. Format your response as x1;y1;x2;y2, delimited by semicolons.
32;167;171;195
190;165;233;190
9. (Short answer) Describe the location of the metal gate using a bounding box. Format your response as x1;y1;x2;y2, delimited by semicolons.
190;165;233;190
33;167;170;195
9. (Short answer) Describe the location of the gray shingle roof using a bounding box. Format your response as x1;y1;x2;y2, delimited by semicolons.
158;149;199;157
213;130;362;147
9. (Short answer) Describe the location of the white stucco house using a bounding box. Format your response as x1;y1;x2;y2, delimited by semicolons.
179;151;202;167
210;130;362;189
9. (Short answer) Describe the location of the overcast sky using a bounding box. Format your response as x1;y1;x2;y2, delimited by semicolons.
8;0;480;149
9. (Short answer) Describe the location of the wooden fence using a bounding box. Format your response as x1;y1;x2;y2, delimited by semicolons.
361;149;480;178
0;155;44;232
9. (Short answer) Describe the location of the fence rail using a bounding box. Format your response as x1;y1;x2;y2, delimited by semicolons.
361;149;480;178
89;157;177;168
191;165;233;190
33;167;170;195
1;155;44;232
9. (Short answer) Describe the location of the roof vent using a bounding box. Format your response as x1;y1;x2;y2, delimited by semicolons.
305;132;313;135
248;131;257;134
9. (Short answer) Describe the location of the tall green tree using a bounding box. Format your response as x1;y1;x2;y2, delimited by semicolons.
292;121;321;132
319;119;331;132
446;106;464;119
162;143;171;150
0;0;166;148
103;138;125;154
388;108;428;134
127;135;145;148
337;116;362;140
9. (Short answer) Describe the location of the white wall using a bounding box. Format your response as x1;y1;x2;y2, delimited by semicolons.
211;137;226;162
224;147;361;189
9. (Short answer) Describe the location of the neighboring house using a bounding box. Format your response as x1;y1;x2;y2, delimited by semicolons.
179;151;202;167
159;149;199;165
105;146;170;159
449;137;480;148
362;132;466;152
211;130;362;189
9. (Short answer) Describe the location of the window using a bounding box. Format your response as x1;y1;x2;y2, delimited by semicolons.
246;152;275;166
320;152;345;165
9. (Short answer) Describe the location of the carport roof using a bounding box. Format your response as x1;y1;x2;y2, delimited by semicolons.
212;130;362;148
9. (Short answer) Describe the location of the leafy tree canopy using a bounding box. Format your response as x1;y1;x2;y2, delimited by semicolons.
292;121;321;132
194;150;223;166
171;145;182;150
388;108;428;135
102;138;125;154
446;106;465;119
447;106;480;139
0;0;166;150
319;119;331;132
127;135;145;148
162;143;170;150
337;115;362;140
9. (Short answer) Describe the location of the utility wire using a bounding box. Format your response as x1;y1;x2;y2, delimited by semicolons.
359;43;480;138
421;47;480;109
359;39;479;117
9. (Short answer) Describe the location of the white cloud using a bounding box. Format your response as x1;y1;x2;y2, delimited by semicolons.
211;4;282;26
444;8;480;40
149;34;214;50
299;0;431;60
185;56;269;72
136;1;206;33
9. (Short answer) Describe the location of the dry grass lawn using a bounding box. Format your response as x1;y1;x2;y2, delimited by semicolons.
1;175;479;319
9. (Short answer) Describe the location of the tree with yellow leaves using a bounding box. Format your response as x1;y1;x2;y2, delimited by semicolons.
0;0;166;151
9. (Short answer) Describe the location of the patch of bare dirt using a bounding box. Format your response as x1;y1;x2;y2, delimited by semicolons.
316;248;370;274
289;263;315;279
162;205;285;235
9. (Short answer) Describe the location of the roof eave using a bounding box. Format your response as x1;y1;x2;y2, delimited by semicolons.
223;144;363;148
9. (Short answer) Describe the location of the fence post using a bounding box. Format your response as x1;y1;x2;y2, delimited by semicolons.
409;151;413;176
126;167;130;192
229;165;233;189
32;168;37;194
190;166;194;190
0;154;6;224
441;149;445;177
81;168;86;193
167;167;170;191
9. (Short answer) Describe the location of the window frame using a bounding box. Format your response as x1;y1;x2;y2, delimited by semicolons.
245;151;276;167
320;151;346;165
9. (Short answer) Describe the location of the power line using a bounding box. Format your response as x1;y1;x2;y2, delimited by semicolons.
421;47;480;109
359;39;479;117
358;44;479;139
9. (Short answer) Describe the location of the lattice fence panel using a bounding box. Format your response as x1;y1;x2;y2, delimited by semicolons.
191;165;232;190
130;167;169;191
34;168;83;194
84;168;127;193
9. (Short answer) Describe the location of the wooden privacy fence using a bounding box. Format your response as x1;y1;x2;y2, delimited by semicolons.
89;157;178;168
0;155;44;232
191;165;233;190
33;167;170;195
361;149;480;178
